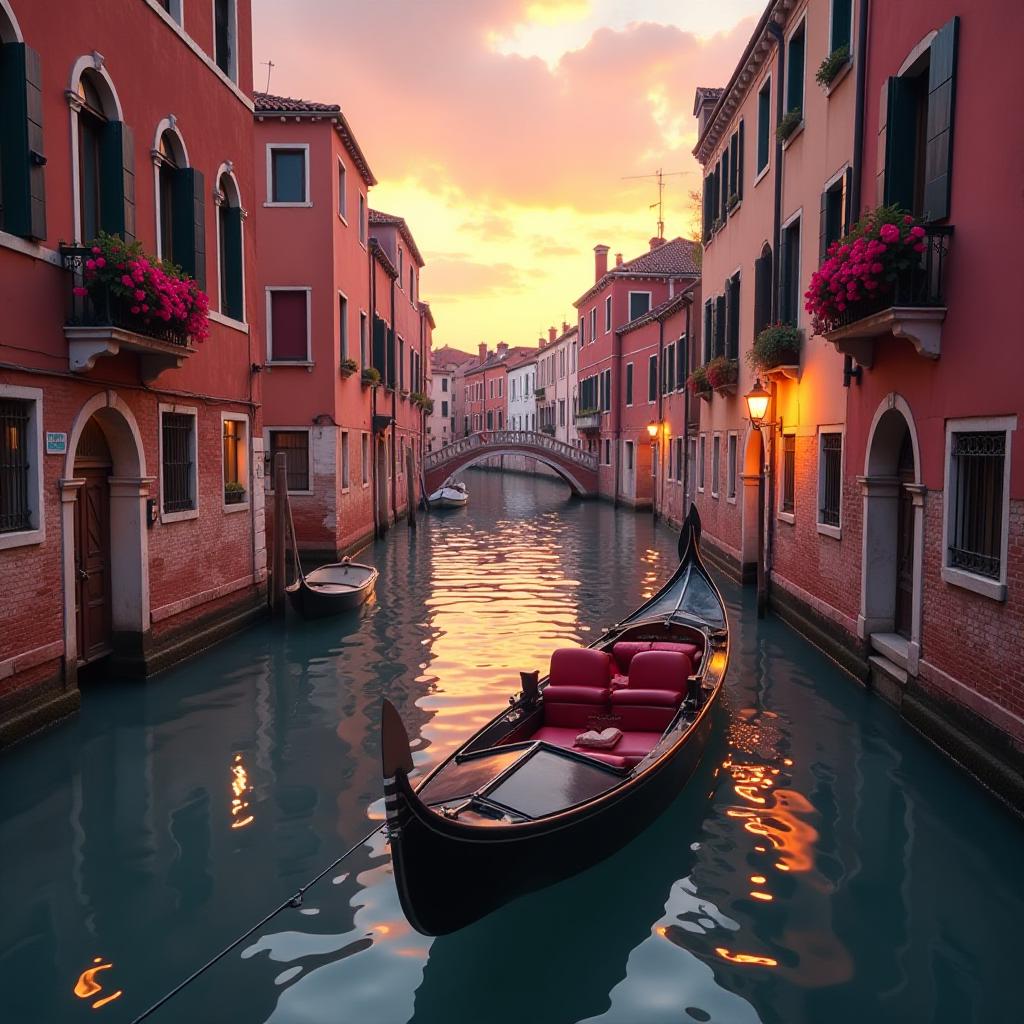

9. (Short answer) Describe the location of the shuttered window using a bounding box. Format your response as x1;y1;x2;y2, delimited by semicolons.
0;41;46;240
218;194;243;320
222;418;244;488
214;0;235;78
269;290;308;361
948;431;1005;580
675;337;686;390
702;300;713;363
0;399;31;533
726;274;740;359
753;247;772;337
786;22;805;116
270;147;306;203
714;294;726;358
711;436;721;497
698;435;706;491
830;0;852;53
648;355;657;402
269;430;310;492
819;432;842;527
820;168;852;260
756;78;771;174
161;412;195;513
625;363;634;405
629;292;651;321
780;218;801;325
781;434;796;513
727;434;737;499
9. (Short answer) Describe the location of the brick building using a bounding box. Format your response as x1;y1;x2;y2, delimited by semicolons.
428;345;474;450
0;0;265;746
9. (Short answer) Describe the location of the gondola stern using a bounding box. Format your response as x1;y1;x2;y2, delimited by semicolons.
677;503;703;562
381;699;415;780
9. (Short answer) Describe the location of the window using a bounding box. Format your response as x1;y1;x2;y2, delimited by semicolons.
222;416;248;506
590;308;597;343
358;194;367;244
675;336;687;390
757;77;771;175
359;312;368;367
780;216;801;325
605;295;612;332
711;435;721;498
663;346;675;394
726;273;740;359
781;433;796;514
753;244;773;338
337;159;347;219
819;431;842;528
830;0;852;55
398;247;404;280
161;409;197;516
269;430;310;492
339;431;350;490
559;400;565;427
361;433;369;484
675;438;684;487
944;420;1014;595
579;316;586;345
398;337;405;389
821;169;852;257
604;439;611;465
629;292;651;321
268;146;307;204
702;299;713;364
648;355;657;403
338;293;349;361
698;435;706;491
602;369;612;412
441;401;448;417
441;377;448;393
714;294;725;357
786;21;805;118
720;149;730;222
214;0;237;81
625;363;634;406
409;267;415;300
0;390;43;544
727;434;737;499
268;289;310;362
0;39;45;240
625;441;634;472
217;172;243;320
688;438;697;494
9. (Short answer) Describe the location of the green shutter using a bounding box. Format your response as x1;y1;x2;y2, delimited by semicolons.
715;294;726;357
221;205;243;319
788;27;805;114
737;121;745;199
0;43;46;240
99;120;135;242
172;167;206;288
883;76;916;211
843;166;853;235
387;326;396;388
372;315;386;372
924;16;959;222
753;250;772;337
819;188;829;262
831;0;852;52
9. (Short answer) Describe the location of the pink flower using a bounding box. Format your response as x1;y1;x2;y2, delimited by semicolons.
909;225;926;238
880;223;900;244
913;242;925;253
903;215;913;224
141;304;149;312
73;286;88;297
91;246;101;255
134;289;146;301
870;262;884;274
85;259;97;270
121;274;133;287
95;257;106;268
130;305;141;315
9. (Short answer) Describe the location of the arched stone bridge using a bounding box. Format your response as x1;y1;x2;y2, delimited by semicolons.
424;431;599;497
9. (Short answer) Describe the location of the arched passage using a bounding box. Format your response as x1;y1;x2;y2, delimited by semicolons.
860;393;924;670
740;425;764;576
62;393;150;674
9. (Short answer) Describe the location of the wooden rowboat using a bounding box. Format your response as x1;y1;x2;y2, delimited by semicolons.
428;481;468;509
381;504;728;935
286;559;378;618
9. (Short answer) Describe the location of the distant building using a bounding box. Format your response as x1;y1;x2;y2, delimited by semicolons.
507;350;538;433
429;345;475;449
536;324;579;446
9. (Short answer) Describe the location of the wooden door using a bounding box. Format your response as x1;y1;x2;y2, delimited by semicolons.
75;469;112;663
894;435;915;639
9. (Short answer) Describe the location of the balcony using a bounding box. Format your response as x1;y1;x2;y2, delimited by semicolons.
575;411;602;433
822;226;952;365
62;247;196;380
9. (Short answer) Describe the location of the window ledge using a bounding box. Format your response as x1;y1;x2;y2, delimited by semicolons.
161;508;200;525
711;491;720;500
338;213;349;226
777;510;796;525
266;360;315;371
817;522;842;540
824;57;854;97
0;231;62;266
222;501;250;514
781;121;805;151
726;495;737;505
0;527;45;551
264;201;313;209
753;163;771;188
208;310;249;333
941;566;1007;602
727;199;742;217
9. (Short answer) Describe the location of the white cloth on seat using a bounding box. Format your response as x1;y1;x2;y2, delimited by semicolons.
574;727;623;750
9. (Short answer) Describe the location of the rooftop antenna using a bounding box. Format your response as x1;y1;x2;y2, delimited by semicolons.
621;168;690;239
261;59;276;93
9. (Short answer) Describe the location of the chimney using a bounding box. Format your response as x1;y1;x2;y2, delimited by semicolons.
594;244;610;282
548;326;557;343
497;341;509;357
478;342;488;362
562;321;569;334
615;253;623;267
649;236;666;250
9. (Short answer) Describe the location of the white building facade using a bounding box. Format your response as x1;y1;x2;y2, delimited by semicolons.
537;325;579;446
507;355;537;432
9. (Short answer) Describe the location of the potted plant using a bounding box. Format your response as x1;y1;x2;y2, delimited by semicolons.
727;192;740;213
805;205;929;333
776;108;802;143
712;215;725;234
749;322;801;371
816;44;850;88
361;366;381;387
340;357;358;375
224;480;246;505
705;355;739;394
687;364;712;401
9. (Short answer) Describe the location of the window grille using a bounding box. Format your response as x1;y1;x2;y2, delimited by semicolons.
782;434;796;513
270;431;309;492
162;413;195;512
820;433;842;526
949;431;1005;579
0;400;31;533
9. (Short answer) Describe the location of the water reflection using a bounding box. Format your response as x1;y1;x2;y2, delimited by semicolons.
0;469;1022;1024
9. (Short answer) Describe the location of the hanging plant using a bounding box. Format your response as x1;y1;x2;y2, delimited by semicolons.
816;45;850;88
361;366;381;386
748;323;801;370
705;355;738;390
687;364;712;397
340;357;358;375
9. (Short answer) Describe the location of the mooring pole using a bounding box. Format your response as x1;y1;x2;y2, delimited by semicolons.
406;446;417;530
272;452;288;617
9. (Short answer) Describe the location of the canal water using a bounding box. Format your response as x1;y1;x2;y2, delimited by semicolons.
1;469;1020;1023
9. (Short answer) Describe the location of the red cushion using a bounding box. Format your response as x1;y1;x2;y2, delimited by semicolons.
610;673;629;690
612;641;652;673
611;688;683;708
628;650;692;692
613;706;678;732
544;685;610;705
530;725;657;768
544;703;608;729
652;641;703;664
549;647;612;689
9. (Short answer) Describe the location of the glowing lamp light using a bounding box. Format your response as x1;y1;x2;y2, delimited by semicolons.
646;420;660;440
744;378;771;427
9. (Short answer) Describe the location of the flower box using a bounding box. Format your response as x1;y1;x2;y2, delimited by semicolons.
340;358;358;376
224;483;246;505
687;365;713;403
361;367;381;387
776;108;802;143
816;45;850;89
705;356;738;395
749;323;801;373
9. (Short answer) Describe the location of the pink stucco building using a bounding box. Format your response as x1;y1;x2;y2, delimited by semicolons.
0;0;265;746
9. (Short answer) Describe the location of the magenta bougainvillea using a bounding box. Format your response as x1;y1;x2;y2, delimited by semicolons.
805;206;928;333
72;232;210;342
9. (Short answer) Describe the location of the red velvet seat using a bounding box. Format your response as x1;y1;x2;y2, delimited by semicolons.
543;647;613;729
613;650;692;731
530;725;662;769
651;640;703;666
612;641;652;674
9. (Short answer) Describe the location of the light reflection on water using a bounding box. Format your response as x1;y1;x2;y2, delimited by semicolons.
0;469;1022;1023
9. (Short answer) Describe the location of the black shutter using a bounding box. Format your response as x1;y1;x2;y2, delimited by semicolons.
819;189;828;262
715;294;726;357
843;166;853;235
387;326;396;388
221;205;243;319
778;229;789;322
372;315;386;373
883;76;916;211
100;120;135;241
737;121;745;199
924;17;959;222
173;167;206;287
0;43;46;240
753;250;772;337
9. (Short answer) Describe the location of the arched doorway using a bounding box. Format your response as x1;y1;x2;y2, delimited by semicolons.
740;426;763;580
62;394;149;675
861;395;924;669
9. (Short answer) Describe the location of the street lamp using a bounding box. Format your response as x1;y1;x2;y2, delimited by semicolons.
646;420;659;441
743;378;772;619
647;420;660;523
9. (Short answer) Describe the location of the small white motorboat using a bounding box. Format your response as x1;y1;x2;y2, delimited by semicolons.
429;481;469;509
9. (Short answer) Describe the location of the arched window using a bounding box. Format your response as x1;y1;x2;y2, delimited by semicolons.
216;169;243;320
753;242;772;337
156;129;185;264
150;120;205;286
0;6;46;239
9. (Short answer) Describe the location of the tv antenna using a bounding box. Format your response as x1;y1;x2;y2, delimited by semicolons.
261;59;276;93
621;168;690;239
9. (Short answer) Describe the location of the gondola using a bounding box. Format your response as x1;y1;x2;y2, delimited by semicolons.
381;504;728;935
428;480;468;509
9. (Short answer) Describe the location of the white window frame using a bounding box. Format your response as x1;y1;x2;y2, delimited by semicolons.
785;16;807;123
264;426;314;495
941;416;1016;601
605;294;612;333
159;402;200;523
265;143;311;207
337;156;348;222
338;290;349;363
778;428;797;524
698;434;706;492
711;433;721;499
628;290;652;322
727;431;738;503
0;384;45;550
211;0;239;83
340;430;350;492
648;354;657;404
358;193;367;246
361;432;370;486
220;411;250;513
266;286;313;365
755;73;772;184
816;425;844;539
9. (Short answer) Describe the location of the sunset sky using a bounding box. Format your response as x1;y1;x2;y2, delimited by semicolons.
252;0;765;351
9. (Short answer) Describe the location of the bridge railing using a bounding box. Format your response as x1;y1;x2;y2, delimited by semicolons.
424;430;598;472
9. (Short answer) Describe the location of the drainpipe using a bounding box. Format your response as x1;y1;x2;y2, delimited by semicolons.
681;299;692;518
655;317;664;521
370;251;381;540
390;275;397;525
612;327;621;507
849;0;870;219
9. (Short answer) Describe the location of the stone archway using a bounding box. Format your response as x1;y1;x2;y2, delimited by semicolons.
740;426;764;580
859;393;924;672
62;392;151;677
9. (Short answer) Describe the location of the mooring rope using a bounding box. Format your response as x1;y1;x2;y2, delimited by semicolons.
129;823;385;1023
